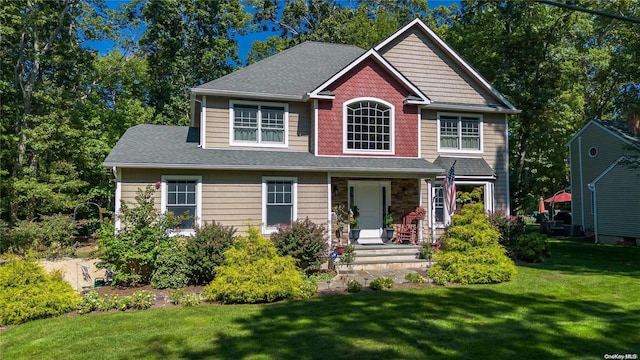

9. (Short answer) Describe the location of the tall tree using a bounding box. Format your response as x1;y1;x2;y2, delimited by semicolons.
0;0;106;222
446;0;591;213
133;0;250;124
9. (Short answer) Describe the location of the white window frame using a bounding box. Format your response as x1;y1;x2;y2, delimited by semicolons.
262;176;298;234
229;100;289;148
437;113;483;153
161;175;202;236
343;97;395;155
432;180;493;226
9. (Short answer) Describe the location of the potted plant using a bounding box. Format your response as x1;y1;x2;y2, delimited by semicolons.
383;206;394;241
414;206;426;220
349;206;360;241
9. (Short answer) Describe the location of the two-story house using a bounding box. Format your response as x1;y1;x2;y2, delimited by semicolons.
567;117;640;244
104;19;520;245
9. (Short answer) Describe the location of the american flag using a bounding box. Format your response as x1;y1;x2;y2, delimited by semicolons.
444;161;456;216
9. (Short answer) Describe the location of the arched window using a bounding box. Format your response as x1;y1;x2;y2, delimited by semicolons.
345;99;393;152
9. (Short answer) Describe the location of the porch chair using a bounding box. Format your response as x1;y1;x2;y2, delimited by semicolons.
394;211;418;245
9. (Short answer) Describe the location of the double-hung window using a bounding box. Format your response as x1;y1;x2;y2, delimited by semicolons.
439;114;482;151
262;177;297;233
344;99;394;154
232;102;286;146
161;176;202;234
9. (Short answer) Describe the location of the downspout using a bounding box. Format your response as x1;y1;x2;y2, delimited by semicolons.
588;183;598;244
113;166;122;233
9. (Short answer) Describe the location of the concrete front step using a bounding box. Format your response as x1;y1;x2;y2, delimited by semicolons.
336;244;430;271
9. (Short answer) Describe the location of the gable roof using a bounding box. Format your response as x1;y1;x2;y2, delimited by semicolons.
192;42;365;101
104;125;444;175
567;120;640;147
308;49;430;105
375;18;519;114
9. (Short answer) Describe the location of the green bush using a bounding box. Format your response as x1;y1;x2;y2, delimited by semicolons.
300;276;319;298
370;277;394;290
77;291;100;314
0;257;80;325
405;272;426;284
419;243;437;260
346;279;362;293
170;289;201;306
488;211;525;257
428;204;517;285
202;227;305;303
5;214;77;258
97;186;180;286
98;293;119;311
131;290;155;310
151;238;190;289
186;221;237;285
514;233;551;262
271;218;328;274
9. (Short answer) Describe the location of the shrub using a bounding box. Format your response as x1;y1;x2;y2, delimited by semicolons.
271;218;328;274
202;227;305;303
488;211;525;257
405;272;426;284
186;221;237;285
97;186;180;286
0;257;80;325
346;279;362;293
419;243;437;260
131;290;155;310
370;277;394;290
514;233;551;263
151;238;190;289
428;204;517;285
5;214;77;258
300;276;319;298
77;291;100;314
98;293;119;311
170;289;201;306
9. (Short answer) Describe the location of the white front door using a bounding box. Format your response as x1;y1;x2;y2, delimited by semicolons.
350;181;390;244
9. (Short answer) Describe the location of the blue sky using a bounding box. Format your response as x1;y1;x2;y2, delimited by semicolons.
85;0;461;63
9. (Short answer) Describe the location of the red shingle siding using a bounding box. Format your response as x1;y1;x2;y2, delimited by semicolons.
317;59;419;157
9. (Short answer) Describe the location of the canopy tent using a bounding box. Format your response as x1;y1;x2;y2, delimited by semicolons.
544;191;571;203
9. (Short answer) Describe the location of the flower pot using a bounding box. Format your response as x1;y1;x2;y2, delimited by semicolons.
350;229;361;240
384;228;395;241
336;245;345;255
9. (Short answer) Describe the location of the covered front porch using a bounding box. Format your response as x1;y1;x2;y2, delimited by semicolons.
330;176;428;246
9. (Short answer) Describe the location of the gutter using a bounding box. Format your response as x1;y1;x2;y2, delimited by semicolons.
191;88;305;102
102;162;443;176
423;103;522;114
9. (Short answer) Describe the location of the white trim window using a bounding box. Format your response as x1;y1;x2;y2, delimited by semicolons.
262;177;297;234
161;175;202;235
230;100;288;147
344;98;394;154
438;113;482;152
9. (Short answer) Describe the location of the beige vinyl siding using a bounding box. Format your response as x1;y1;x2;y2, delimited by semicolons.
204;96;229;148
575;124;628;232
378;28;496;105
594;163;640;239
203;97;311;152
119;168;328;234
420;110;509;212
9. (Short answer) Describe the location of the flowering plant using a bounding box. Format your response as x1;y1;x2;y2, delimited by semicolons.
414;206;426;220
349;206;359;228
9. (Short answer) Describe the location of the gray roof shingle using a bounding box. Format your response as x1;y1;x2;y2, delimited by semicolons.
193;42;366;99
104;125;444;175
433;156;496;178
599;120;640;146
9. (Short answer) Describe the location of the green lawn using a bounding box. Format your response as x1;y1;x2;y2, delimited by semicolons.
2;238;639;359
